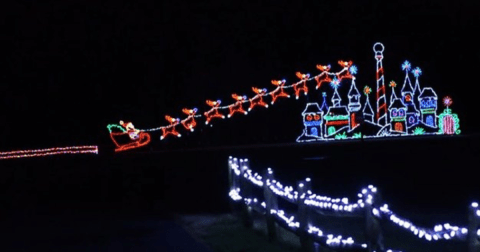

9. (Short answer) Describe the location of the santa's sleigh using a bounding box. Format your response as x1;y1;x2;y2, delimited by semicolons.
107;125;151;152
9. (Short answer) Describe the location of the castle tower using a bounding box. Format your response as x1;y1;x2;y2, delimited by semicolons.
332;89;341;107
320;92;329;114
373;42;387;126
363;86;374;124
388;98;407;134
389;81;398;104
418;87;438;127
400;61;420;129
348;77;361;130
412;67;422;111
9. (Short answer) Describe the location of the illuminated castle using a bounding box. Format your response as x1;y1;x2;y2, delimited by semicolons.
296;44;459;142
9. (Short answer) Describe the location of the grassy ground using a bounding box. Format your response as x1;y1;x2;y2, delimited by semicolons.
178;213;301;252
178;211;469;252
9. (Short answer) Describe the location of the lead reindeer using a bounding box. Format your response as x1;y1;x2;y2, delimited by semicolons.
228;94;248;118
204;100;225;125
270;79;290;104
248;87;269;111
315;64;333;89
294;72;309;99
181;108;198;132
336;60;354;80
160;115;181;140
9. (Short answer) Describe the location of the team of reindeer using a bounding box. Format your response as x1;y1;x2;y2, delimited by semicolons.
156;60;354;140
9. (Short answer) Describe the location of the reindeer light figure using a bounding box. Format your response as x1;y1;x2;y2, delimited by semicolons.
270;79;290;104
315;64;332;90
248;87;269;111
204;100;225;125
228;94;248;118
294;72;309;99
160;115;181;140
336;60;354;80
181;108;198;132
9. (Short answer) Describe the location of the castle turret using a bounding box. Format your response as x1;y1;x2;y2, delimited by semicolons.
363;86;374;124
320;92;329;114
418;87;438;127
388;98;407;134
332;87;341;107
412;67;422;111
348;78;361;112
400;61;420;129
348;77;361;130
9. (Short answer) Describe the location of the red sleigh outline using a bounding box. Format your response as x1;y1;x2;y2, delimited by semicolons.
109;131;151;152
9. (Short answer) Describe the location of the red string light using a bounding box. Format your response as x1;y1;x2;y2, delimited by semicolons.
326;120;349;126
0;145;98;160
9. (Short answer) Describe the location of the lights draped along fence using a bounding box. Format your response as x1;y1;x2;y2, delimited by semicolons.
0;145;99;160
227;156;480;252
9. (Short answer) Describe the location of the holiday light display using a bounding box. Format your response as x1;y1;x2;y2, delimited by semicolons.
0;145;98;160
296;44;460;142
106;42;461;151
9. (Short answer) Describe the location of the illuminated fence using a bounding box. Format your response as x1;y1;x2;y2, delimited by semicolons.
227;156;480;252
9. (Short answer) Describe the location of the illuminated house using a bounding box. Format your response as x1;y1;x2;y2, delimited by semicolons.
389;98;407;134
324;85;350;137
418;87;438;128
347;78;361;130
301;103;323;138
324;107;350;137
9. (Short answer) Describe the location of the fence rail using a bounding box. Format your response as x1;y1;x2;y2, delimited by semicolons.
227;156;480;252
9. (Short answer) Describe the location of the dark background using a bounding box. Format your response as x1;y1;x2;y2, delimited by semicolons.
1;3;480;250
1;1;479;152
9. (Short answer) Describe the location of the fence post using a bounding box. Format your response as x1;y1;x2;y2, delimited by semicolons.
229;157;242;214
298;179;315;252
263;168;278;242
239;159;254;228
468;202;480;252
364;186;384;252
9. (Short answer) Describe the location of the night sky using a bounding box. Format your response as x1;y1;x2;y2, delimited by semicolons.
2;1;479;152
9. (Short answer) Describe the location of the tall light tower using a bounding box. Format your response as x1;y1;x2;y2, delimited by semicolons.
373;42;387;126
